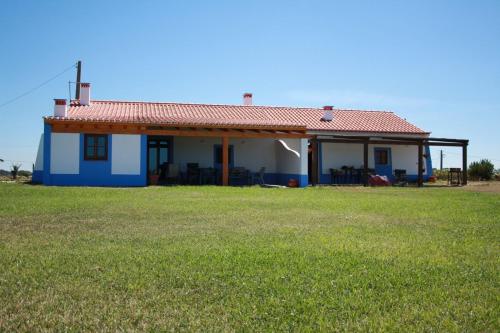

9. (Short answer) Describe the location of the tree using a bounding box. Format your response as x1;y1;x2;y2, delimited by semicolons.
468;159;495;181
10;163;21;180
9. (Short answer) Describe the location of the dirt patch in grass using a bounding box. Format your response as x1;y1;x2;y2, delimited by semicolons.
460;181;500;193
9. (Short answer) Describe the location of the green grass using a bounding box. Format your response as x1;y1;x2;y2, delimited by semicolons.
0;183;498;332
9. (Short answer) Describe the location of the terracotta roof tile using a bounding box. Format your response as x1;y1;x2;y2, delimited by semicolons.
45;100;428;134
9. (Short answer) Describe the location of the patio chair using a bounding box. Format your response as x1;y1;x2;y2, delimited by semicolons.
200;167;217;185
251;167;266;185
229;167;250;186
158;162;169;183
393;169;408;186
448;168;462;186
330;168;342;184
165;164;181;184
186;163;200;185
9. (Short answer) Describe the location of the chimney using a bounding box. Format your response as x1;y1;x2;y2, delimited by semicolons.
321;105;334;122
54;99;67;117
243;93;253;106
80;82;91;105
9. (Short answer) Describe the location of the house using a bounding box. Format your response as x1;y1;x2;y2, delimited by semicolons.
32;83;469;187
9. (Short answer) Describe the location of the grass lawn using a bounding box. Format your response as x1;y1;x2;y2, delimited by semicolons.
0;183;498;331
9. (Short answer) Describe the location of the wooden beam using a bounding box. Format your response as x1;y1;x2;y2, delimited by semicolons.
363;140;369;187
321;134;469;145
46;119;307;132
222;136;229;186
325;134;425;142
462;143;468;185
426;142;464;147
317;138;465;148
427;137;469;143
50;123;309;139
318;138;422;146
418;143;424;187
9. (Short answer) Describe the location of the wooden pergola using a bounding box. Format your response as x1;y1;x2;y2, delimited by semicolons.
46;118;310;186
309;134;469;187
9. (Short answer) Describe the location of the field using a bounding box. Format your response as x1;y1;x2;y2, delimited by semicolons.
0;183;498;331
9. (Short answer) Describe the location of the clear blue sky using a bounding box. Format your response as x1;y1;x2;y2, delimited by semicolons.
1;0;499;170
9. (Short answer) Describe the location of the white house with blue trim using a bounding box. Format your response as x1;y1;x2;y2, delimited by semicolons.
33;83;438;187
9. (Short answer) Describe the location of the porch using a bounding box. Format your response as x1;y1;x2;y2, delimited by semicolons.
309;134;469;187
147;136;309;187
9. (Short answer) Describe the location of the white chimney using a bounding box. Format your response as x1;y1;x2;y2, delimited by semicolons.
80;82;91;105
243;93;253;106
321;105;334;122
54;99;67;117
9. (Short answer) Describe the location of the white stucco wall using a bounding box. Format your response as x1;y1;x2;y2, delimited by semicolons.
321;143;428;175
321;143;366;172
231;138;277;172
173;137;220;171
111;134;141;175
172;137;278;172
276;138;307;175
34;134;44;171
50;133;79;174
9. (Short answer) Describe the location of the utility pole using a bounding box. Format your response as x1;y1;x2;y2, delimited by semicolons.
440;150;444;170
75;60;82;100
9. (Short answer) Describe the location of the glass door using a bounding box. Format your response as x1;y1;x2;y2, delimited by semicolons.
147;137;170;175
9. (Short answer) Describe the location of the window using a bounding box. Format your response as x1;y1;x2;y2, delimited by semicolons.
375;149;388;165
84;134;108;160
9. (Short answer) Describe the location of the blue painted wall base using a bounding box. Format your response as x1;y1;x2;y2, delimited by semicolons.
32;170;43;183
265;173;308;187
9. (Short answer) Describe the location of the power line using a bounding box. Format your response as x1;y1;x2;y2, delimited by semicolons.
0;159;34;164
0;63;77;109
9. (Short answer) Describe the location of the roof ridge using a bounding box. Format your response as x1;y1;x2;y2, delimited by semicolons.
89;99;322;110
85;99;393;113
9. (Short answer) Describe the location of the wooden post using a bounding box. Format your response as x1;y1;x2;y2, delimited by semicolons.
417;142;423;187
222;136;229;186
311;138;318;185
363;140;369;186
75;60;82;100
462;143;468;185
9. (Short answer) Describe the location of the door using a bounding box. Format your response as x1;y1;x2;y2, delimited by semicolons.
147;136;171;176
374;147;392;177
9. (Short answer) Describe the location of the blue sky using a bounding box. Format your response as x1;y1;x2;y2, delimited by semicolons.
1;0;499;170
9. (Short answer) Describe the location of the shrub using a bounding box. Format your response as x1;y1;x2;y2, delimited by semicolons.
18;170;32;177
468;159;495;180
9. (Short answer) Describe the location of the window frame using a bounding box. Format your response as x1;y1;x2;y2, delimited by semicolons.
147;136;172;175
84;134;108;161
375;149;389;165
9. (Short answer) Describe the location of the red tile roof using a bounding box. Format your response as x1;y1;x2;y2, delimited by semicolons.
46;100;428;134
